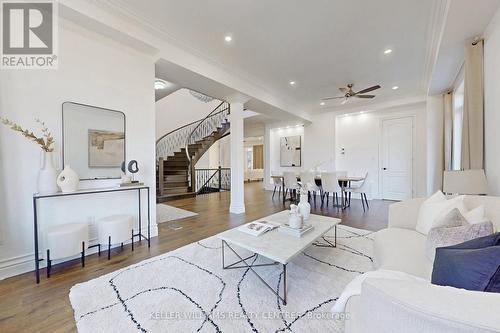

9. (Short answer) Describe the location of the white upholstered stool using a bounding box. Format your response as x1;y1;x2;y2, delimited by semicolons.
98;215;134;260
46;222;89;277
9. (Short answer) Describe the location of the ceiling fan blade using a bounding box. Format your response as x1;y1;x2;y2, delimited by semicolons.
355;95;376;99
355;85;381;95
321;96;345;101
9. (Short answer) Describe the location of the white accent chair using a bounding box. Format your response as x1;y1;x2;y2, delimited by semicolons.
344;172;369;211
45;222;88;277
98;215;134;260
300;171;321;206
320;172;344;207
283;171;300;204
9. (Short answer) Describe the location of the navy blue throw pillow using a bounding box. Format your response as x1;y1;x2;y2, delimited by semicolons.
431;232;500;292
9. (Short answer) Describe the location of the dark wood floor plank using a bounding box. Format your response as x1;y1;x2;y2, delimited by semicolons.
0;182;390;332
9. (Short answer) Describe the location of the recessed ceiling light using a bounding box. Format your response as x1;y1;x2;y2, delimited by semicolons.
289;81;296;85
154;79;167;90
320;102;325;106
384;49;393;54
392;86;399;90
224;35;232;42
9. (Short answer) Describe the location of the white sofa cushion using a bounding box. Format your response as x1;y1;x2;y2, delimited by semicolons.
373;228;432;280
358;279;500;333
416;193;466;235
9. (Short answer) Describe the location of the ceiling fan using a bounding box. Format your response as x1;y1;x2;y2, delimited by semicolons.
322;84;381;105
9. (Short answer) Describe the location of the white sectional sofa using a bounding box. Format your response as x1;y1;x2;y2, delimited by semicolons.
345;196;500;333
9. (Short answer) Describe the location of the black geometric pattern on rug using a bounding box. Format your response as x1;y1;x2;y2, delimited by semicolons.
77;255;226;332
235;232;370;333
236;256;260;333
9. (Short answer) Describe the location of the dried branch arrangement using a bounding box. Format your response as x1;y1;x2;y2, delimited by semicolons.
0;117;55;152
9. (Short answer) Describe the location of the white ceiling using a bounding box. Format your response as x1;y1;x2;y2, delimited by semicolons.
429;0;500;94
108;0;436;112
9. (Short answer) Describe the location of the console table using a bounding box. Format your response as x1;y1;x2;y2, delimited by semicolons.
32;185;150;283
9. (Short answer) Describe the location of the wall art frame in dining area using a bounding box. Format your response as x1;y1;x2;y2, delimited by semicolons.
280;135;301;167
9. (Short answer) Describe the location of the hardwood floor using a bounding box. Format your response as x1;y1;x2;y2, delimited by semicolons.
0;182;390;333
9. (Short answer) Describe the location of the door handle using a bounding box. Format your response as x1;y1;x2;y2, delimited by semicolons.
382;168;387;170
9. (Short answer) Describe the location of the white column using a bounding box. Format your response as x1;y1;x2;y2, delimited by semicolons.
228;95;249;214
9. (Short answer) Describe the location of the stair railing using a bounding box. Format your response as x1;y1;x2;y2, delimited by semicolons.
185;101;230;188
155;101;229;161
195;166;231;194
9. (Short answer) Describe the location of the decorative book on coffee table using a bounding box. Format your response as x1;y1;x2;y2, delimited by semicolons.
278;224;314;237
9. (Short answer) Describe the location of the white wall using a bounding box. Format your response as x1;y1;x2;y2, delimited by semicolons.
266;126;304;188
155;89;221;140
0;18;156;279
484;6;500;195
335;104;427;199
303;113;336;171
426;95;444;195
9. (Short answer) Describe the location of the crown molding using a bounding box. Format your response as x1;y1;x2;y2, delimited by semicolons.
421;0;451;94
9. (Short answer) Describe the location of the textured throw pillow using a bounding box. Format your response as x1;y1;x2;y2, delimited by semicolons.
416;192;466;235
426;210;494;262
432;233;500;292
433;208;468;229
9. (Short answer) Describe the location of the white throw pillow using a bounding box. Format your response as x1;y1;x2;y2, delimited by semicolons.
416;193;466;235
464;205;486;224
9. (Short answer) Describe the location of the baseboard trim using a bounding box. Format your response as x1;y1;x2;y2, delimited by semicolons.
0;225;158;280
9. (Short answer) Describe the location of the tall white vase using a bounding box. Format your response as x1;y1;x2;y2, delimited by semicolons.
298;194;311;220
37;151;59;194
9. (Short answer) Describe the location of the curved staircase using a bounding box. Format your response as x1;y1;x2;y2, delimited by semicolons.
156;102;230;202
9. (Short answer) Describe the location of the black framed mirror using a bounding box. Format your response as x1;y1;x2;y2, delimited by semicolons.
62;102;126;180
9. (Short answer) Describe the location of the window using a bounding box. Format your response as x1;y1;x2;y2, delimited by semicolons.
245;147;253;170
451;79;464;170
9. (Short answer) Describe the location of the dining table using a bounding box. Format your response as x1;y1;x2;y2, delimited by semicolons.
270;174;365;206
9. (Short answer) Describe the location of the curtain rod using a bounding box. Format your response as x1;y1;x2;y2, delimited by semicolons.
472;37;484;46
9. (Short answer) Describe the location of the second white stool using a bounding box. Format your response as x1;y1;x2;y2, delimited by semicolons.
97;215;134;260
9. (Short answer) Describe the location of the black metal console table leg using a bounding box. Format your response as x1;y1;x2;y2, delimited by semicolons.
147;187;151;248
33;197;40;284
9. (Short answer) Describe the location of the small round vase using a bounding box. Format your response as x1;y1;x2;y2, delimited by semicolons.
298;194;311;220
37;151;59;194
57;165;79;193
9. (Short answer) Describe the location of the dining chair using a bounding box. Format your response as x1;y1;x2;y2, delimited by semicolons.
283;171;301;204
272;176;283;199
344;172;369;211
300;171;321;206
320;172;344;208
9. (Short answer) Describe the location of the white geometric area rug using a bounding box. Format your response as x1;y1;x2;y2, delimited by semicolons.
69;225;374;333
156;203;198;224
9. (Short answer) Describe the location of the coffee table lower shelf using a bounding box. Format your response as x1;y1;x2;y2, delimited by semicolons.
221;240;288;305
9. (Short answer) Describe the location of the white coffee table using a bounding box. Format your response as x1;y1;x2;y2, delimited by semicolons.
217;211;341;305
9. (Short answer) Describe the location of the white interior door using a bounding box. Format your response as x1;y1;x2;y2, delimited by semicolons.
381;117;413;200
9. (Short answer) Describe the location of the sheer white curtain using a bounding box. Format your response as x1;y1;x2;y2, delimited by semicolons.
444;92;453;171
461;39;484;169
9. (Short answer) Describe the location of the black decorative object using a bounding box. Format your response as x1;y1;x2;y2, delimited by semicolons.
127;160;139;183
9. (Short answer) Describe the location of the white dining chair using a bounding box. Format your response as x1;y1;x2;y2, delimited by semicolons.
272;176;283;199
283;171;300;204
344;172;369;211
300;171;321;206
320;172;344;208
